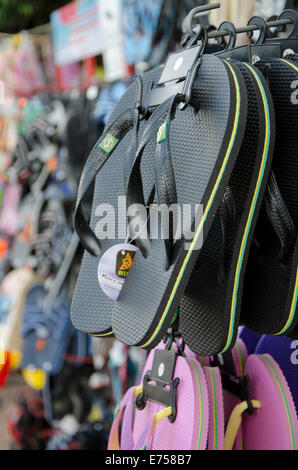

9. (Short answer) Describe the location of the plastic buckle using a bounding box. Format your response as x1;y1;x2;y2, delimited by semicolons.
144;45;202;110
135;349;179;423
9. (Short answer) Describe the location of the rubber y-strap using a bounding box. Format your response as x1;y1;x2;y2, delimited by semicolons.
264;170;296;265
217;185;236;284
126;96;176;257
154;96;180;269
74;80;143;257
153;99;235;273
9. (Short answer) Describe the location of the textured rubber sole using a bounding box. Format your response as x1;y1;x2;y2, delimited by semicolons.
241;58;298;336
180;61;275;355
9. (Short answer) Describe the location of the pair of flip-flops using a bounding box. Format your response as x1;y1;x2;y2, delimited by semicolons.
72;44;277;357
71;34;298;357
108;343;209;450
20;231;81;390
108;336;298;450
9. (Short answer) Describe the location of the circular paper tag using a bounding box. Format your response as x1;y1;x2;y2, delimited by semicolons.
97;243;138;300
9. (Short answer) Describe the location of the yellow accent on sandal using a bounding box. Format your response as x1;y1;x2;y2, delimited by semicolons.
224;400;261;450
22;368;47;390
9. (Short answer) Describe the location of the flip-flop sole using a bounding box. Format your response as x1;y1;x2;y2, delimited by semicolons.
241;58;298;336
255;335;298;417
243;354;298;450
204;366;225;450
180;61;275;355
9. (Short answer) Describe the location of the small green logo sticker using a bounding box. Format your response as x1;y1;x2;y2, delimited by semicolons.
157;122;167;143
99;133;119;154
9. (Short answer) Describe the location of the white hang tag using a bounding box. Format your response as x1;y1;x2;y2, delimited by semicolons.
97;243;138;300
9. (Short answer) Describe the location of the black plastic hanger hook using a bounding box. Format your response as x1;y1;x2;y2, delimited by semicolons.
277;9;298;39
247;16;268;44
217;21;237;50
182;2;220;37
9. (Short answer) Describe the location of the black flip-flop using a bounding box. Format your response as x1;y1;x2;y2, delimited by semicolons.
280;54;298;340
241;57;298;337
70;68;164;336
180;60;275;355
112;54;247;348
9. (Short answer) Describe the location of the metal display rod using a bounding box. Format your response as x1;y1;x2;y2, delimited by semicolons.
183;2;296;40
